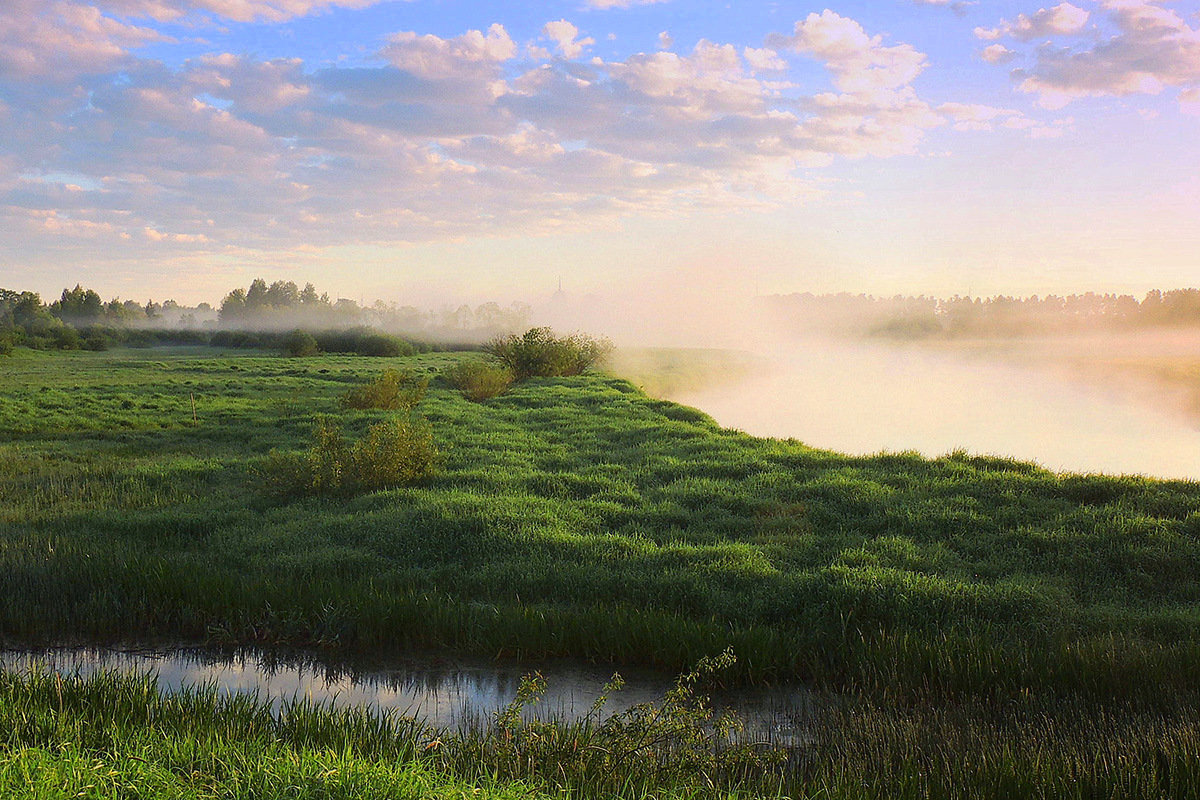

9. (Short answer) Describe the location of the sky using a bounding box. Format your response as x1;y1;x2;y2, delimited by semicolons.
1;0;1198;306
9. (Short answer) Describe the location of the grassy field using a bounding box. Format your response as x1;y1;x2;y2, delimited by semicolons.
5;345;1200;796
3;346;1200;695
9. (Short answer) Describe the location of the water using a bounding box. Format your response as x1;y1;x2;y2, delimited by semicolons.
0;647;820;747
675;339;1200;480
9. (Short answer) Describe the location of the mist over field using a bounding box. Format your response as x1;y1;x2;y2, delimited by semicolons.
536;283;1200;480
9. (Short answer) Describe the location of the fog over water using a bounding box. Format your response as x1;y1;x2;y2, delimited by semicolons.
542;281;1200;481
671;339;1200;481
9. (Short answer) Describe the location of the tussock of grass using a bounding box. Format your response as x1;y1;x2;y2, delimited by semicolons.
340;369;429;411
259;415;438;497
443;359;514;401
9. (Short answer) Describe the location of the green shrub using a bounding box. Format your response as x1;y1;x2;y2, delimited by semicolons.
282;329;320;357
313;327;415;357
0;333;13;356
260;416;437;497
443;360;514;401
341;369;429;411
485;327;612;381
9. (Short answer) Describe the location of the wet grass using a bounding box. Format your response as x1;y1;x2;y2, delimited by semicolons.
4;669;1200;799
2;347;1200;704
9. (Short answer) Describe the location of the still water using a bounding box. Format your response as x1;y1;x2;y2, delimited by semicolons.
1;647;819;746
676;340;1200;480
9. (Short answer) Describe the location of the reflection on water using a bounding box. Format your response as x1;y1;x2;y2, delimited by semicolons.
676;340;1200;480
0;648;818;746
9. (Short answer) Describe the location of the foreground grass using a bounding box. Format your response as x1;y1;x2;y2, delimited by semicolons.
4;670;1200;799
2;348;1200;701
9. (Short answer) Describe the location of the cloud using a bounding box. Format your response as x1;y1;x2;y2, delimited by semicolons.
543;20;595;59
0;0;166;80
0;11;1001;265
1183;87;1200;115
975;3;1090;41
97;0;384;24
982;0;1200;109
937;101;1068;136
769;10;927;91
980;44;1018;64
381;24;516;80
910;0;976;13
582;0;670;8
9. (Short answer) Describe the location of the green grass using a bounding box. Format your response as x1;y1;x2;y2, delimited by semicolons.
4;669;1200;799
3;347;1200;701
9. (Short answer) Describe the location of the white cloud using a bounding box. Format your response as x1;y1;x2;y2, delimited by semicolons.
0;11;1009;261
980;44;1018;64
543;20;594;59
975;3;1090;41
770;10;927;91
582;0;670;8
0;0;166;80
984;0;1200;109
743;47;786;72
97;0;383;23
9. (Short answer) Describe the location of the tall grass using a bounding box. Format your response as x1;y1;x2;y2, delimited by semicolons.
4;667;1200;799
3;348;1200;702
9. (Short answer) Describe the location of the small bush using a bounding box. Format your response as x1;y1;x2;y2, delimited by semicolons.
282;330;320;357
485;327;612;381
443;360;514;402
341;369;428;411
260;416;437;497
0;333;13;356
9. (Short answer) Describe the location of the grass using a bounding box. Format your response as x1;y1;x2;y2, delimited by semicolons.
2;347;1200;702
4;669;1200;799
6;345;1200;796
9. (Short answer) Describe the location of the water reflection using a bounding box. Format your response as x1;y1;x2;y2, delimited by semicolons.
1;648;818;746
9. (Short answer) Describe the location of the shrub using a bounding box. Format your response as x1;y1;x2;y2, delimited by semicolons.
341;369;428;411
282;329;320;357
313;327;415;357
0;333;13;356
443;360;514;402
260;416;437;497
485;327;612;381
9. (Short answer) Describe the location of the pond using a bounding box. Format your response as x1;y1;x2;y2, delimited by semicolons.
1;647;822;748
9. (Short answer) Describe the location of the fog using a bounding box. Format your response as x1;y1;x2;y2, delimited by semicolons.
670;338;1200;480
534;278;1200;481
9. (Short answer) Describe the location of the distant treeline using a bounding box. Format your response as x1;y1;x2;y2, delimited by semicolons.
0;285;478;356
0;278;531;355
763;289;1200;339
217;278;531;340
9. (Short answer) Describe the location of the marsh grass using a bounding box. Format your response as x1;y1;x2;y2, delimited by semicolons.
3;667;1200;799
3;348;1200;702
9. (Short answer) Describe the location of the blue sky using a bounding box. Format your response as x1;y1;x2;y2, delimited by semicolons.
1;0;1198;304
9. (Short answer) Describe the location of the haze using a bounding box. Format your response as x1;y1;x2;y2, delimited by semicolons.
3;0;1199;477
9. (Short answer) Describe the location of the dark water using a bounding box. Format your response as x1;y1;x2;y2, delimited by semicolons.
1;647;820;747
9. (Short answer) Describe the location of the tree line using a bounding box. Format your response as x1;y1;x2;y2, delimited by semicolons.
762;289;1200;339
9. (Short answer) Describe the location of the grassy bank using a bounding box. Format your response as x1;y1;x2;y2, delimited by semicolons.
2;348;1200;700
4;669;1200;799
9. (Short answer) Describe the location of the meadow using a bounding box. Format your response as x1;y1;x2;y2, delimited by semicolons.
4;345;1200;796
